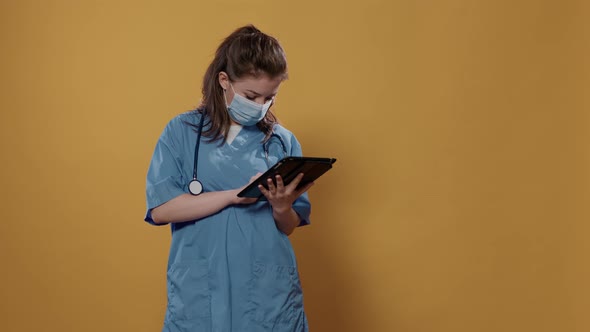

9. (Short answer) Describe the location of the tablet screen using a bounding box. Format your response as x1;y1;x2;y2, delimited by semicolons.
237;157;336;199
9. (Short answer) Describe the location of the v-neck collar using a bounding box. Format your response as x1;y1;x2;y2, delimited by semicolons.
224;125;263;151
225;124;243;145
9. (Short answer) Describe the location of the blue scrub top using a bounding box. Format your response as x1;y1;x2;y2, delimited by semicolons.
145;111;311;332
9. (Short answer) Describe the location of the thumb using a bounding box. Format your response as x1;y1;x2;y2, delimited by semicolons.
249;172;263;183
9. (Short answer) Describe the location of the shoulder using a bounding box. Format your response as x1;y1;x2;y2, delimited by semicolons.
272;123;296;138
161;110;200;133
272;124;303;154
168;110;201;128
158;110;201;144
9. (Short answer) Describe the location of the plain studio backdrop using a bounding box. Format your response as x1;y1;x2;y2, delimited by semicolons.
1;1;588;331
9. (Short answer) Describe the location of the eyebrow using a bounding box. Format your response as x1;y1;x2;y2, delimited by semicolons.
245;90;261;96
246;89;276;97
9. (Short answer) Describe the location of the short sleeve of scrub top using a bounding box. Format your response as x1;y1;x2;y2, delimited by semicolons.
144;117;187;225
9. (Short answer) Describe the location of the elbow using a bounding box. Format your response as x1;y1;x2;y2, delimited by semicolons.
278;223;296;236
150;207;168;225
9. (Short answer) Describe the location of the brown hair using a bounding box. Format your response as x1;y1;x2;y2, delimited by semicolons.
195;24;288;142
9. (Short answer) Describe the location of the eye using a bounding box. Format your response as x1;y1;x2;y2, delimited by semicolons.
246;95;256;101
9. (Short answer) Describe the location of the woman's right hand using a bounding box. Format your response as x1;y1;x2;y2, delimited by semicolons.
232;173;263;205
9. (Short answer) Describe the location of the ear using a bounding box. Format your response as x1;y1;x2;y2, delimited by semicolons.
218;71;229;91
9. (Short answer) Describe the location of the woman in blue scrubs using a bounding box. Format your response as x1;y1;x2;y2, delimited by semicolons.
145;25;313;332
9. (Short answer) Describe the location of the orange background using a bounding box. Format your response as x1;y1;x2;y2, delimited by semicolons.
1;1;588;331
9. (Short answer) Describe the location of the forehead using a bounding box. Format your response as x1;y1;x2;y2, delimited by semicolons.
233;74;283;95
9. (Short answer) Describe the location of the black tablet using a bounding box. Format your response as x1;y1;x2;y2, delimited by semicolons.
237;157;337;199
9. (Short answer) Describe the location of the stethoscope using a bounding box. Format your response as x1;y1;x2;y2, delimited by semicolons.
188;112;288;195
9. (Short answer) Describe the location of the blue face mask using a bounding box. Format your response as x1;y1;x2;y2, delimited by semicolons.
226;84;273;126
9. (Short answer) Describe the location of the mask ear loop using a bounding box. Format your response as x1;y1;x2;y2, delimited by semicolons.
188;112;206;195
223;87;229;108
223;82;237;107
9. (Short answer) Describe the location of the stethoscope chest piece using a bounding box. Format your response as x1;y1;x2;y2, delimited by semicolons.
188;178;203;195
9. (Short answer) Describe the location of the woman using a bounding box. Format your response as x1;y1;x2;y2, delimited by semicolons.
145;25;313;332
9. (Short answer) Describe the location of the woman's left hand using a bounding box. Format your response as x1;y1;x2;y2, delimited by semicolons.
258;173;313;212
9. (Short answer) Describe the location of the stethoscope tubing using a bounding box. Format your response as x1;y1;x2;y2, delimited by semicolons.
192;112;206;182
189;111;287;195
188;112;206;195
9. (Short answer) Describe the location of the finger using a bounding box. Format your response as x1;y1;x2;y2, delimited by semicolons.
249;172;263;183
274;175;285;191
266;177;276;192
286;173;305;190
295;181;314;196
238;196;258;205
258;184;270;198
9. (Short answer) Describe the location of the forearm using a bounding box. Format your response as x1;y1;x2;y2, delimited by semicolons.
151;191;239;224
272;207;301;236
